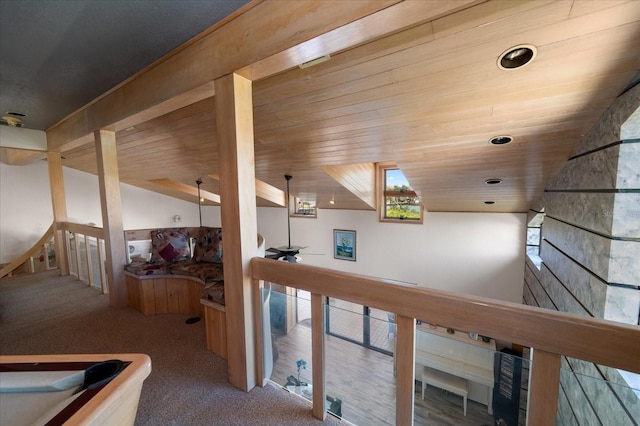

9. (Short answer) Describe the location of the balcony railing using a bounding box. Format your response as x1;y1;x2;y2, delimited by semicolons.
250;257;640;425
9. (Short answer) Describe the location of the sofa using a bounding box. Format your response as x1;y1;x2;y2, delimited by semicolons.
124;227;226;315
124;226;265;359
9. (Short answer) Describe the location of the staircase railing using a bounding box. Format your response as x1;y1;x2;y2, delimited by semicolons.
0;223;56;278
1;222;108;294
59;222;107;293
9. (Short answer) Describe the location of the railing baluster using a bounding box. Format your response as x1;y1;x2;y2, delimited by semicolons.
73;232;81;278
311;293;326;420
43;243;50;269
85;234;93;287
527;348;561;426
395;314;416;426
98;239;107;293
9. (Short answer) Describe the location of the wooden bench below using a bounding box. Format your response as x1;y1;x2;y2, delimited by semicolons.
125;273;204;317
421;366;469;416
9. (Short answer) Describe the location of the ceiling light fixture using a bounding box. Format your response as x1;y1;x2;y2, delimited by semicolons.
485;178;503;185
489;135;513;145
329;195;335;205
1;115;23;127
498;45;537;70
1;111;27;128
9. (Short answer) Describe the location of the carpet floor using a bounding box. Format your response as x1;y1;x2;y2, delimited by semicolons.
0;270;342;425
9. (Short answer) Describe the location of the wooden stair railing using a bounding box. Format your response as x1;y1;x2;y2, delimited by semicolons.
59;222;107;292
0;223;56;278
250;257;640;426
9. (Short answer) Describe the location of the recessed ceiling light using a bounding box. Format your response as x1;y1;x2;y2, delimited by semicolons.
485;178;503;185
498;45;537;70
489;135;513;145
484;201;495;205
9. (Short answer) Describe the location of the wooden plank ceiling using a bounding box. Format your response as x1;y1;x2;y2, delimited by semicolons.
56;0;640;212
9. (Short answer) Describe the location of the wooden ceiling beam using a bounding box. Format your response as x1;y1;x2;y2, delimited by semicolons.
0;147;46;165
148;178;220;204
208;173;285;207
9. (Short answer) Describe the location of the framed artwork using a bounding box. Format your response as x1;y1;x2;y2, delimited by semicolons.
333;229;356;261
290;197;317;218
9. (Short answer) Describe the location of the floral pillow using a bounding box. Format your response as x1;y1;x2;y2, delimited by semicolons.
150;228;191;262
194;227;223;263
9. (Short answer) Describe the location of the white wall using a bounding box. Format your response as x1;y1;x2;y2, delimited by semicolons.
1;161;53;262
1;160;526;303
257;207;526;303
0;161;216;263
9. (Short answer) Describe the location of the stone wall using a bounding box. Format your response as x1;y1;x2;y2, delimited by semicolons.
523;84;639;425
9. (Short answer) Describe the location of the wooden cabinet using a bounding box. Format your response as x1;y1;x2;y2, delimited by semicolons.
202;299;227;359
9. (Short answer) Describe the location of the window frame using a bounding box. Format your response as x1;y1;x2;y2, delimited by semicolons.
376;163;424;224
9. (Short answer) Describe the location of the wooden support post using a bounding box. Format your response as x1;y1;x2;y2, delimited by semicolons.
216;73;258;391
396;314;416;426
46;152;68;275
528;349;561;426
311;293;326;420
95;129;127;308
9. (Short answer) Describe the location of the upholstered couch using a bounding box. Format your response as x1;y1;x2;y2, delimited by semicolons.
124;227;226;314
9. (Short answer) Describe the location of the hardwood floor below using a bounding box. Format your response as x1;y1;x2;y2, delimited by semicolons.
269;320;494;425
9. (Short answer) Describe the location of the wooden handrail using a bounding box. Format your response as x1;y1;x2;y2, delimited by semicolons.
0;222;55;278
251;257;639;424
250;257;639;374
59;222;105;240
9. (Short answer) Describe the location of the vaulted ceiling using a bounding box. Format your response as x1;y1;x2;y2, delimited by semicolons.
2;0;639;213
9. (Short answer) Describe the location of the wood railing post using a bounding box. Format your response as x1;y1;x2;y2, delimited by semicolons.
311;293;326;420
528;348;561;426
396;314;416;426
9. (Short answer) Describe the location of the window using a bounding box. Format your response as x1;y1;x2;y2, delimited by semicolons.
526;209;545;268
377;163;423;223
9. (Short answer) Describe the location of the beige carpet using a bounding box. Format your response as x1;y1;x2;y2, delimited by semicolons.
0;270;342;425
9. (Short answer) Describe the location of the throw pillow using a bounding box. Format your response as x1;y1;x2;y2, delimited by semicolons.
150;228;191;262
194;227;223;263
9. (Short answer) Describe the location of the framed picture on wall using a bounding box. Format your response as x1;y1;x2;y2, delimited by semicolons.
333;229;356;261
